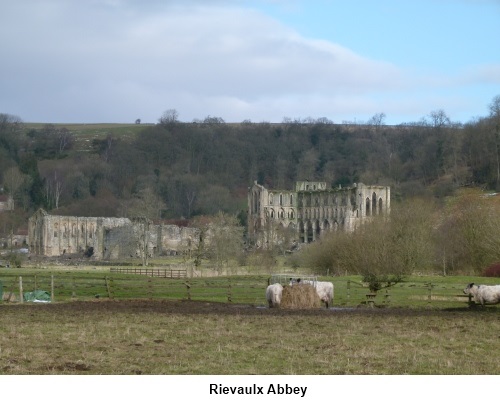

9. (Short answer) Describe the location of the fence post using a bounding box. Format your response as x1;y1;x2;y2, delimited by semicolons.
227;278;232;303
51;275;55;302
148;277;153;299
105;276;112;298
346;280;350;306
384;289;391;306
19;276;23;303
427;283;433;307
72;276;76;299
185;281;191;300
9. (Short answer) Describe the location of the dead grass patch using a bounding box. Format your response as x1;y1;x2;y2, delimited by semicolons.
0;300;499;374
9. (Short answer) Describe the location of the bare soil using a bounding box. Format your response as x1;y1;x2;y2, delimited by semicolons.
2;297;485;316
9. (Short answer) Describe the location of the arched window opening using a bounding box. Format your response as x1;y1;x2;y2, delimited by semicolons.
378;198;383;214
290;194;294;205
350;192;356;206
269;193;273;205
366;197;371;216
307;221;313;243
372;192;377;215
299;221;305;243
323;219;330;232
279;194;283;206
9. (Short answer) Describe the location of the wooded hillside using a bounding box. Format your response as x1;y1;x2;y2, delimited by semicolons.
1;97;500;232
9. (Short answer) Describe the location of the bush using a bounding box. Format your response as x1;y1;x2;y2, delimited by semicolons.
482;263;500;277
5;253;22;268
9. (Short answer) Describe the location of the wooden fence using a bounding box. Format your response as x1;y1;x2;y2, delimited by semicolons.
111;267;187;278
0;274;476;309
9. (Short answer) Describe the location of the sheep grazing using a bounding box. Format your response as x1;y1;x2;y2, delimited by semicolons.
289;278;334;308
463;283;500;307
266;283;283;308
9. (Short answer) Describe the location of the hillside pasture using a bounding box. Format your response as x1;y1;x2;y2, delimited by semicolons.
25;122;151;152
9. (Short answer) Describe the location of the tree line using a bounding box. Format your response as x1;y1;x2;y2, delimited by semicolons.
1;96;500;232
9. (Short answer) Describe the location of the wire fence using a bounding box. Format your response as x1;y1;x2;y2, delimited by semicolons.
0;273;475;309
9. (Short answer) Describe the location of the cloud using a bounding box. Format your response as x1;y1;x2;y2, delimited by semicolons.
0;1;496;124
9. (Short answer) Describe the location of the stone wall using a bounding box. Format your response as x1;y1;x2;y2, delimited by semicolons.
28;209;199;259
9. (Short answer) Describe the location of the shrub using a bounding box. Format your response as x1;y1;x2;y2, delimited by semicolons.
482;263;500;277
5;253;22;268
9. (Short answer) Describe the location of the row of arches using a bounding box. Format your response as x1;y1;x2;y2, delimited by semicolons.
366;193;384;216
255;219;345;244
267;208;295;219
268;193;294;206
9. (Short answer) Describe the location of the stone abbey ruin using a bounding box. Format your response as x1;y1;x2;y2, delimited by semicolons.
27;180;390;259
247;181;390;246
28;209;199;260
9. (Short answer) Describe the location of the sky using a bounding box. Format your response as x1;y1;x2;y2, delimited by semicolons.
0;0;499;125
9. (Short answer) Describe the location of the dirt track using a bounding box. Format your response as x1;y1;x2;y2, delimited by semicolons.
2;298;484;317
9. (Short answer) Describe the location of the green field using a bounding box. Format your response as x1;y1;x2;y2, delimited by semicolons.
1;268;499;375
1;268;498;309
24;122;152;152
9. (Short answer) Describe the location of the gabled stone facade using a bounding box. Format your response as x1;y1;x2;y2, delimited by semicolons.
247;181;390;246
28;209;199;259
0;195;14;212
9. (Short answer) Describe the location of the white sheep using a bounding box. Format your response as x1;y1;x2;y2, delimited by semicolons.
463;283;500;307
266;283;283;308
289;278;334;308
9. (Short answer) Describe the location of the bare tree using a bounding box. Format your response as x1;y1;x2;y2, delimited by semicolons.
58;128;73;154
488;95;500;188
159;109;179;126
52;171;64;209
489;95;500;118
367;112;386;127
300;198;437;292
3;166;25;209
198;212;244;273
126;186;166;220
428;109;451;128
133;217;152;267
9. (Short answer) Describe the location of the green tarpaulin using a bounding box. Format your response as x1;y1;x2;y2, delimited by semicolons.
23;290;51;302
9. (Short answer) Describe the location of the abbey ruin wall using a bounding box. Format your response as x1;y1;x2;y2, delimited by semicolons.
28;209;199;260
247;181;390;246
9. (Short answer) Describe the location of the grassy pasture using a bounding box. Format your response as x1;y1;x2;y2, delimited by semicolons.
0;299;499;375
25;122;152;152
1;269;499;375
1;269;498;309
